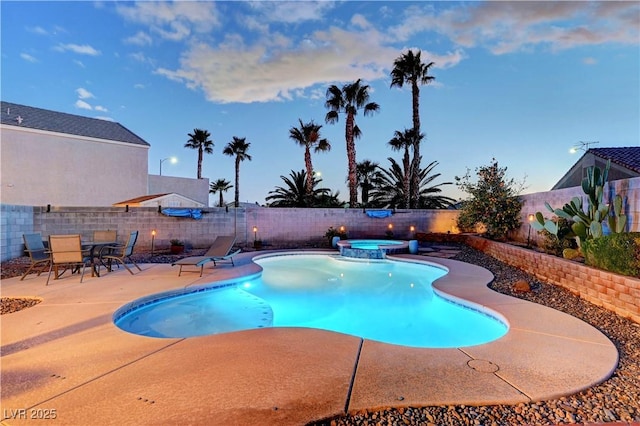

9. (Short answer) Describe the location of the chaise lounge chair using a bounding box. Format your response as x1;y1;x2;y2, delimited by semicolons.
172;236;240;276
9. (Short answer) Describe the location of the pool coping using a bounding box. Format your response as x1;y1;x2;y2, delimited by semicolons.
0;250;619;425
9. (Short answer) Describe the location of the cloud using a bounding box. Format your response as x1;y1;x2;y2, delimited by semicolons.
26;26;48;35
115;1;220;41
20;53;38;63
124;31;153;46
73;60;86;68
247;1;336;24
94;105;108;112
75;100;92;110
390;2;639;55
94;116;115;122
55;43;101;56
76;88;94;99
155;24;401;104
583;57;597;65
129;52;155;65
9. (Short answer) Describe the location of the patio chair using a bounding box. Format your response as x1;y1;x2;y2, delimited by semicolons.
46;234;92;285
21;233;51;281
100;231;141;275
92;230;117;243
172;236;240;276
90;230;117;272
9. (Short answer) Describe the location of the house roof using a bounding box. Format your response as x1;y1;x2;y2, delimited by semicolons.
588;147;640;174
0;101;150;146
117;193;171;204
552;146;640;190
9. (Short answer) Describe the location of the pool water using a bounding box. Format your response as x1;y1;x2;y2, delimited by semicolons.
348;239;403;249
115;254;508;348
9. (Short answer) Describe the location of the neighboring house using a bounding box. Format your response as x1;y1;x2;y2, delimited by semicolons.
552;147;640;190
113;193;205;208
148;175;210;207
1;101;150;206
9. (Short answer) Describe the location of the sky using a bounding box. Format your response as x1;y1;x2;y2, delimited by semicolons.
2;1;639;206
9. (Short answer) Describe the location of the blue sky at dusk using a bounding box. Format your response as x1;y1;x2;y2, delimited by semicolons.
2;1;638;206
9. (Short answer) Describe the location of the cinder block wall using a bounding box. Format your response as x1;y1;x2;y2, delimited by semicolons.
1;204;35;260
465;235;640;324
0;206;451;260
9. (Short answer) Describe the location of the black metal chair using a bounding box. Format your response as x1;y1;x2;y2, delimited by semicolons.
21;233;51;281
100;231;141;275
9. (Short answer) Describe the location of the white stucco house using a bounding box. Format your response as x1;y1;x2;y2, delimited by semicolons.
1;101;212;207
1;101;150;207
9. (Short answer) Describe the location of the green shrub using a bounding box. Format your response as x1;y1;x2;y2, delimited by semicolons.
455;159;524;240
582;232;640;277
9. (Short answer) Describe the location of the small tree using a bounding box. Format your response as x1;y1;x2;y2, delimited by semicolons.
455;158;524;240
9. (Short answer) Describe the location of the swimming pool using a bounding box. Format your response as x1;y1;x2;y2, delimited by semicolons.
114;254;508;348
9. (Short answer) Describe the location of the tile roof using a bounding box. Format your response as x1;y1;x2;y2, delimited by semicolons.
589;147;640;173
0;101;150;146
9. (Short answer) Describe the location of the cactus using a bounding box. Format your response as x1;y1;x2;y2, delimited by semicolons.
607;194;627;234
531;211;558;235
530;160;628;258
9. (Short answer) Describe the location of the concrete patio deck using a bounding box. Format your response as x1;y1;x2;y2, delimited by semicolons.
1;251;618;425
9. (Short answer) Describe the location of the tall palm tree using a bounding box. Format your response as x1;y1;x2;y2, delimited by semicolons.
209;178;233;207
325;79;379;207
222;137;252;207
184;128;214;179
356;159;379;208
370;158;455;209
388;129;422;208
289;119;331;197
390;49;435;207
265;169;333;207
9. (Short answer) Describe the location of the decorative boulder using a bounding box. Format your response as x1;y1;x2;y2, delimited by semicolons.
513;279;531;293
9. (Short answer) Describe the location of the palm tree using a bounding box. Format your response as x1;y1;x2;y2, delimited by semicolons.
266;169;334;207
356;159;379;208
414;161;457;209
388;129;422;208
325;79;379;207
370;158;454;209
289;119;331;197
209;178;233;207
222;137;252;207
390;49;435;207
184;128;214;179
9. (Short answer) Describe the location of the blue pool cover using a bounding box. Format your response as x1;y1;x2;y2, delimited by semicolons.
161;208;203;219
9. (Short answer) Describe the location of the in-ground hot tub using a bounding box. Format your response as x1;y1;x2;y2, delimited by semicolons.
337;239;409;259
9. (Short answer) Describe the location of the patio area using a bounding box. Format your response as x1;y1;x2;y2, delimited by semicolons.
0;250;622;425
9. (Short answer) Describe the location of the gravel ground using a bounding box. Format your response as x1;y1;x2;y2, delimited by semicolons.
2;245;639;425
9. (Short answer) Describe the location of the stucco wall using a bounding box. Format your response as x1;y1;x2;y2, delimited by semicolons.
148;175;210;206
1;126;149;207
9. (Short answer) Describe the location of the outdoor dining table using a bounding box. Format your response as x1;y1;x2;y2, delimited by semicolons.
81;241;118;277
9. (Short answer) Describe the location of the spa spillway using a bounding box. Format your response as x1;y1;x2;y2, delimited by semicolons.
336;239;409;259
